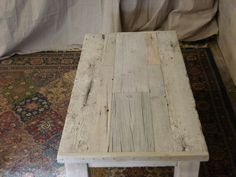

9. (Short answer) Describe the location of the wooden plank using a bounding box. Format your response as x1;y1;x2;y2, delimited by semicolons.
157;31;208;154
58;34;106;154
90;66;113;152
146;33;176;152
89;34;116;152
102;33;117;66
65;163;88;177
113;33;149;93
147;65;176;152
58;151;209;163
88;161;177;167
109;92;155;152
174;161;200;177
145;32;160;64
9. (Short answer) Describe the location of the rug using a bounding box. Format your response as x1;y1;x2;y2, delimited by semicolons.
0;48;236;177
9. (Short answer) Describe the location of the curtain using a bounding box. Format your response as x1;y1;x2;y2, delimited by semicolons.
0;0;218;58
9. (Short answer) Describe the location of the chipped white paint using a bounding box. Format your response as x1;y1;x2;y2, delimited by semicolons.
58;31;209;177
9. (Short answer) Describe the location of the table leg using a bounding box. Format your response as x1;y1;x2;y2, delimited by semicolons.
65;163;89;177
174;161;200;177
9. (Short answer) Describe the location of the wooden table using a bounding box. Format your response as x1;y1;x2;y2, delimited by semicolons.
57;31;209;177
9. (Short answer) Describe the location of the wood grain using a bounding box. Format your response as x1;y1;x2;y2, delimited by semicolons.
109;92;155;152
113;33;149;93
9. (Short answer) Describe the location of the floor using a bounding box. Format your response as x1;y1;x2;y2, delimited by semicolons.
181;39;236;114
0;39;236;177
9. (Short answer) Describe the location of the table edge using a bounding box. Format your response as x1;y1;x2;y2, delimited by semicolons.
57;151;209;163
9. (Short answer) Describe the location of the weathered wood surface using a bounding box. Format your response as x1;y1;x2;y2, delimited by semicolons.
58;31;208;163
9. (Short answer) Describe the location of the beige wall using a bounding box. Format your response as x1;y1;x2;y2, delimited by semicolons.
218;0;236;84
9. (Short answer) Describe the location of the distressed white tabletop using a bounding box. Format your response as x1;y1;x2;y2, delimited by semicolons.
57;31;209;164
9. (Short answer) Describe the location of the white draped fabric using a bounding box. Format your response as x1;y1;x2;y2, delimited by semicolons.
0;0;218;58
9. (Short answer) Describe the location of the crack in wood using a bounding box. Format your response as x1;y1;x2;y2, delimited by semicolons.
83;79;93;107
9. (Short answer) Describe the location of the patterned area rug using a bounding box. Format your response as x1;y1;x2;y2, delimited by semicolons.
0;48;236;177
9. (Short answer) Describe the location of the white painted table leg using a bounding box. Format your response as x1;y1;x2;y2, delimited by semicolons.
174;161;200;177
65;163;89;177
